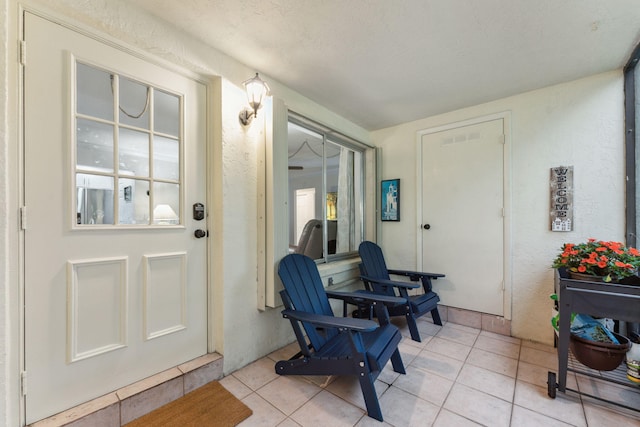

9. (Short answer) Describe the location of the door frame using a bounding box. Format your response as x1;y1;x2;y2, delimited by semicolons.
15;5;218;424
415;111;513;320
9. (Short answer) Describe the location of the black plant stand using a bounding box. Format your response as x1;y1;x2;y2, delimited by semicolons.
548;268;640;411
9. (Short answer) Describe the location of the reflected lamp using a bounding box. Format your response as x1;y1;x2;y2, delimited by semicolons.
153;204;178;225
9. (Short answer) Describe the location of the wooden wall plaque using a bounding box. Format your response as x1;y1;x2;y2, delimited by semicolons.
550;166;573;231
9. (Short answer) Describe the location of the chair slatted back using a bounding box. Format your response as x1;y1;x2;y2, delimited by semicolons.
359;241;394;296
278;254;338;350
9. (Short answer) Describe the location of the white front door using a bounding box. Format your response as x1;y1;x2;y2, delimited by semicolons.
420;118;505;315
23;12;208;423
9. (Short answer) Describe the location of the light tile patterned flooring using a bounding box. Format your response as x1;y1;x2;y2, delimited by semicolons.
221;317;640;426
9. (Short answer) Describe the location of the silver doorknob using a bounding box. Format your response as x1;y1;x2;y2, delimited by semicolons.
194;229;207;238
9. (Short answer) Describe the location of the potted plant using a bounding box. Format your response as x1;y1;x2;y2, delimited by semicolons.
552;238;640;283
551;239;640;370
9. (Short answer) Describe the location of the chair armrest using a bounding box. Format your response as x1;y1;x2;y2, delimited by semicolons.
281;309;378;332
360;276;420;290
326;290;406;307
388;269;445;280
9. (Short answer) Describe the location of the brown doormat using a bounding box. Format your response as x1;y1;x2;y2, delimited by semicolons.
124;381;252;427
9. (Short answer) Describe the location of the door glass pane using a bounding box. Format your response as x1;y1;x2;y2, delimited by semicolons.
118;178;149;225
119;128;149;177
76;173;114;225
153;182;180;225
76;63;113;121
119;76;150;129
76;118;114;172
155;90;180;137
154;136;179;181
74;61;183;228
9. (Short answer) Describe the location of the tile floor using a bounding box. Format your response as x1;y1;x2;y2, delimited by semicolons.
221;317;640;427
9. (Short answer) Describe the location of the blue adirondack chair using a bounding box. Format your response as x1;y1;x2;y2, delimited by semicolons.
358;241;444;342
276;253;406;422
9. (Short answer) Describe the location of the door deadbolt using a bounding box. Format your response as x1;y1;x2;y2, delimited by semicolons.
193;203;205;221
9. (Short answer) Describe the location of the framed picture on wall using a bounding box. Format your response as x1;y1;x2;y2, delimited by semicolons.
381;179;400;221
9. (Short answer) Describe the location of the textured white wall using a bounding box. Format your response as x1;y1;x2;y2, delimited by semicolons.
371;70;625;344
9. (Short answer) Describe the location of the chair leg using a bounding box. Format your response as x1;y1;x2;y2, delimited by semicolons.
390;349;406;374
431;307;443;326
359;373;383;421
406;314;422;342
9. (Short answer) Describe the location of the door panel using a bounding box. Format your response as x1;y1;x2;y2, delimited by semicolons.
24;13;208;423
421;119;504;315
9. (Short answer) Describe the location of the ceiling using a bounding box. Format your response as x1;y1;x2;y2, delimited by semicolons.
127;0;640;131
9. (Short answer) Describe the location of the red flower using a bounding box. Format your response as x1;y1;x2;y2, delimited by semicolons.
553;239;640;281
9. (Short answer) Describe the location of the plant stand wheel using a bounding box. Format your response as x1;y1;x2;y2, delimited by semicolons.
547;371;557;398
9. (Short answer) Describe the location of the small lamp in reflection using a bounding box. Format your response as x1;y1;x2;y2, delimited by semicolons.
153;204;179;225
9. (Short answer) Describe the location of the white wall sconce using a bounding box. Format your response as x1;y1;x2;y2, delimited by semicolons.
239;73;270;126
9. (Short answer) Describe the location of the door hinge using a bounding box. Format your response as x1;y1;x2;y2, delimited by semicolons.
20;371;27;396
20;206;27;230
19;40;26;66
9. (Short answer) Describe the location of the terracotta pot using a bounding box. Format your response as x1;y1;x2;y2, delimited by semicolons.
570;332;630;371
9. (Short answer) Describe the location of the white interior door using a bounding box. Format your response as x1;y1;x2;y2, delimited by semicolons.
420;119;505;315
295;188;316;243
23;13;208;423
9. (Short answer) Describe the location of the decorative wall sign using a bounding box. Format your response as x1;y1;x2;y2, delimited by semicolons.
381;179;400;221
550;166;573;231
